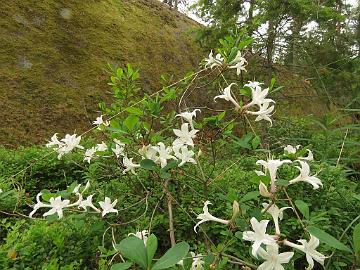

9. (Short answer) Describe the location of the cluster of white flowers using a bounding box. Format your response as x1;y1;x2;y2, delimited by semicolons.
29;182;118;219
194;144;326;269
204;50;247;75
93;115;110;129
46;133;84;159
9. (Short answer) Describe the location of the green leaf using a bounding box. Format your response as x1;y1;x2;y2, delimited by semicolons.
151;242;189;270
115;237;148;269
307;226;352;252
146;234;158;266
241;191;259;202
125;107;143;116
276;179;289;187
124;115;139;131
140;159;157;170
295;199;309;220
251;136;261;149
238;37;253;49
227;47;238;63
111;262;133;270
182;252;193;270
269;78;276;90
161;160;179;172
353;223;360;253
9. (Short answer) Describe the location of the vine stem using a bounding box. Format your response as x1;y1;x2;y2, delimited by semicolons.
164;179;176;246
282;187;306;229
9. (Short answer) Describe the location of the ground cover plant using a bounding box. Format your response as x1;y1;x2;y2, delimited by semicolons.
0;33;359;270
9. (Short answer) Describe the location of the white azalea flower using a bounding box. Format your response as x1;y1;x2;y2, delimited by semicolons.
284;145;299;155
48;134;84;159
246;102;275;126
257;245;294;270
178;252;204;270
242;217;277;257
256;159;292;192
153;142;176;168
244;81;275;108
122;156;140;175
173;145;196;166
204;50;224;69
93;115;110;128
214;83;240;110
46;133;62;148
98;197;118;217
29;193;71;219
0;189;3;193
228;51;247;75
176;109;201;129
284;235;326;269
194;201;229;233
96;142;108;152
173;123;198;147
84;147;97;163
289;161;322;189
138;144;157;161
78;194;101;212
112;139;125;158
128;230;149;246
262;203;292;235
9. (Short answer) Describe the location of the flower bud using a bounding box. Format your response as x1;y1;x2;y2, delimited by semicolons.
231;200;240;222
259;181;271;197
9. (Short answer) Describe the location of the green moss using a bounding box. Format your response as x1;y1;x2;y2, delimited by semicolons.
0;0;202;147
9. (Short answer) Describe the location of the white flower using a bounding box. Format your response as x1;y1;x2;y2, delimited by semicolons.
204;50;224;69
112;139;125;158
46;133;62;148
262;203;292;235
246;102;275;126
128;230;149;246
173;145;196;166
72;181;90;194
176;109;201;129
122;156;140;175
98;197;118;217
284;235;326;269
84;147;97;163
0;189;3;194
194;201;229;233
244;82;275;108
78;194;101;212
289;161;322;189
43;196;70;219
284;145;299;154
96;142;108;152
256;159;292;192
259;181;271;198
214;83;240;110
153;142;176;168
299;149;314;161
257;245;294;270
173;123;198;147
138;144;157;161
228;51;247;75
178;252;204;270
49;134;84;159
242;217;277;257
93;115;110;128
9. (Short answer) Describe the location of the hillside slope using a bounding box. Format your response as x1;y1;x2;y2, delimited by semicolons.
0;0;202;146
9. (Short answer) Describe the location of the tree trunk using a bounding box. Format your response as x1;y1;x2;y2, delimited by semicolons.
289;16;302;69
266;18;276;66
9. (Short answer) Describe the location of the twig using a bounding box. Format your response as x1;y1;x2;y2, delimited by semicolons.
164;179;176;246
336;128;348;167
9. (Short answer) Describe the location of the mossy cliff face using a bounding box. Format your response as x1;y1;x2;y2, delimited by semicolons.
0;0;202;147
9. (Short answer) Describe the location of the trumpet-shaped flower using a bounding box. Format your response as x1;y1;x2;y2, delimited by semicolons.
244;81;263;91
194;201;229;233
98;197;118;217
204;50;224;69
96;142;108;152
93;115;110;128
122;156;140;175
84;147;97;163
128;230;149;246
176;109;201;129
214;83;240;110
29;193;70;219
173;123;199;147
289;161;322;189
46;133;62;148
47;134;84;159
262;203;292;235
173;145;196;166
228;51;247;75
256;159;292;192
257;245;294;270
299;149;314;161
153;142;176;168
245;84;275;108
112;139;125;158
283;145;300;155
242;217;277;257
138;144;157;161
284;235;326;269
78;194;101;212
246;102;275;126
